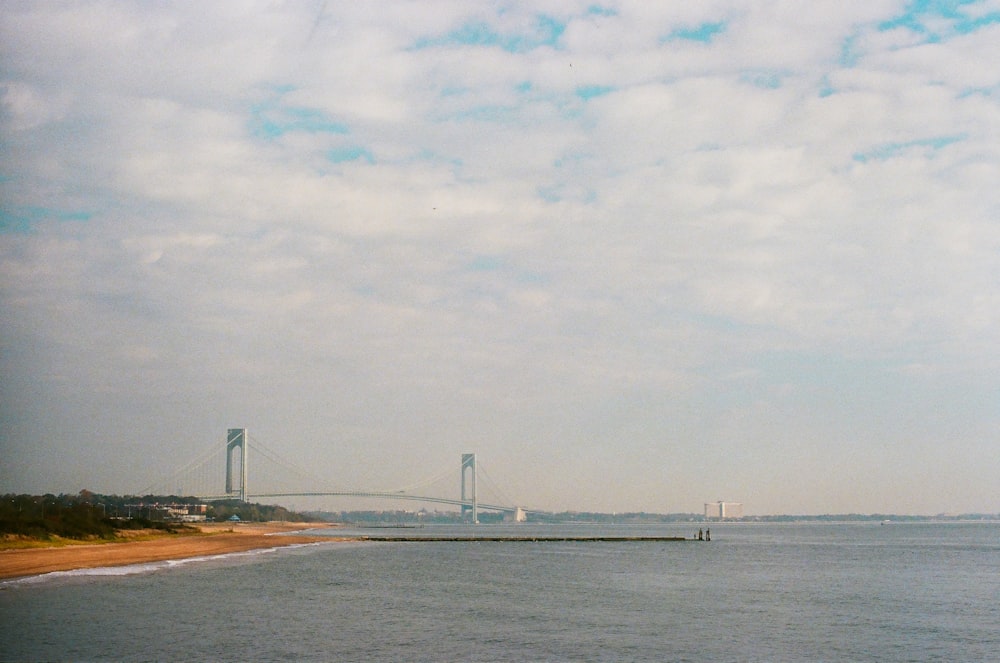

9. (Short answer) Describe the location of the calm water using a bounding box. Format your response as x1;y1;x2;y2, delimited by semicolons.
1;522;998;662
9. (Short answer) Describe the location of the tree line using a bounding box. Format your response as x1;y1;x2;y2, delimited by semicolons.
0;491;319;540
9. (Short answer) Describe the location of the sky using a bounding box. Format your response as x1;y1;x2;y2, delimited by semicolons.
2;1;999;516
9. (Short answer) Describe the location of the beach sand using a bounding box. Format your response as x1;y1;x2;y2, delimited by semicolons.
0;522;336;580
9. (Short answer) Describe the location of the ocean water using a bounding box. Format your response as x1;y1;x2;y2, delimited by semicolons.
1;522;998;662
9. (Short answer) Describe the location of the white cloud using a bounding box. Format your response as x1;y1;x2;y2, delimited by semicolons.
1;1;998;514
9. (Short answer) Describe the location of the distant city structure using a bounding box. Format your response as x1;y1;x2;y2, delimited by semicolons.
705;501;743;519
504;507;527;523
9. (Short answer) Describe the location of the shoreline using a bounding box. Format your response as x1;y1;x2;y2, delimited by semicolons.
0;522;336;581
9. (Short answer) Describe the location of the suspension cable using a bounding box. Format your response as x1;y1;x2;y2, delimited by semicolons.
133;438;222;496
383;464;457;495
247;435;336;490
477;461;516;507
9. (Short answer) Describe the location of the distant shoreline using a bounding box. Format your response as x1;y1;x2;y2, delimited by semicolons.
0;522;335;581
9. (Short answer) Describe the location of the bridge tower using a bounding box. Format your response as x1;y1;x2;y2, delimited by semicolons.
461;453;478;523
226;428;248;502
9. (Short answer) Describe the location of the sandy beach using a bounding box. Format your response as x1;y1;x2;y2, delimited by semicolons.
0;522;336;580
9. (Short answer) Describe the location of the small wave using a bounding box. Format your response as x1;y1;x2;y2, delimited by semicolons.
1;541;332;588
1;562;169;587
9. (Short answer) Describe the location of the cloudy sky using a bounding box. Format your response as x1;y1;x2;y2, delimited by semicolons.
2;1;999;515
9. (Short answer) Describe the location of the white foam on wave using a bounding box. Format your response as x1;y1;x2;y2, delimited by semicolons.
0;540;332;589
1;562;169;587
159;544;289;568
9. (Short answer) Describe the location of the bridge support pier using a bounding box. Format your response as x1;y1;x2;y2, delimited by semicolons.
461;453;477;523
226;428;248;502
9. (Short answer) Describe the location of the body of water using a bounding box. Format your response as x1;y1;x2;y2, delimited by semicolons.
1;522;998;661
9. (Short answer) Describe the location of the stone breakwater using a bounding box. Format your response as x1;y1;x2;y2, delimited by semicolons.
349;535;692;542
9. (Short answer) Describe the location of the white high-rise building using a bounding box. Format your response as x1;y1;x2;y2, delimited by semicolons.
705;501;743;519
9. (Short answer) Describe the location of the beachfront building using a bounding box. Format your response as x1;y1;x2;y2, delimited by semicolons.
705;501;743;520
125;503;209;522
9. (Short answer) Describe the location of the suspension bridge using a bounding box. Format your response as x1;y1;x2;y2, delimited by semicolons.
138;429;528;523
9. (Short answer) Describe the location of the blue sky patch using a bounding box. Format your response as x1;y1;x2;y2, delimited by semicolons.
463;254;549;285
587;5;617;17
953;9;1000;33
957;85;998;98
575;85;614;100
878;0;1000;41
250;94;348;140
665;21;726;43
853;134;966;162
747;351;904;400
440;85;468;97
414;148;463;168
839;35;862;67
536;183;596;205
467;255;504;272
537;186;562;203
536;15;566;47
818;75;837;97
413;15;566;53
252;107;348;139
0;206;92;233
742;71;784;89
444;105;516;123
327;146;374;164
417;22;503;49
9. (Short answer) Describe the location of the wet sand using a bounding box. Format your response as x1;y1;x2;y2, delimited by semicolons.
0;522;335;580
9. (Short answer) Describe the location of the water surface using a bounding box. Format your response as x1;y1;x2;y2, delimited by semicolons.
1;522;997;661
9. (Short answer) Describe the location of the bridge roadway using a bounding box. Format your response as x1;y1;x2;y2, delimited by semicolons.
198;491;523;514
